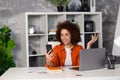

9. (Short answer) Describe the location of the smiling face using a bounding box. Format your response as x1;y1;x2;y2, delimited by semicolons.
56;21;81;45
60;29;72;47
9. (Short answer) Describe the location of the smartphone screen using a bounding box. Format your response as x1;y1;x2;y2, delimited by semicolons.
46;44;52;53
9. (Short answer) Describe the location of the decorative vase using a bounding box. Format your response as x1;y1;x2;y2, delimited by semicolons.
57;6;64;12
29;26;34;34
65;5;69;12
81;0;90;12
68;0;81;12
32;50;37;54
90;0;96;12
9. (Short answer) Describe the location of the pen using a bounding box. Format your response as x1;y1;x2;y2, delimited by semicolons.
76;74;82;76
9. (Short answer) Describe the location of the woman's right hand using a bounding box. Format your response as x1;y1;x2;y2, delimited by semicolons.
86;34;98;49
46;50;54;65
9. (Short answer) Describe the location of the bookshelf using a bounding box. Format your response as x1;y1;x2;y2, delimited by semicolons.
25;12;102;67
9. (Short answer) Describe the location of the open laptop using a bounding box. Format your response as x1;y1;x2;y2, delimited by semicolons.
79;48;106;71
70;48;106;71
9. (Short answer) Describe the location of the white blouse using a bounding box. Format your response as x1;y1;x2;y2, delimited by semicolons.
65;47;72;66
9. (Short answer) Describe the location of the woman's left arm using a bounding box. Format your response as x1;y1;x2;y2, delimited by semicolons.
86;34;98;49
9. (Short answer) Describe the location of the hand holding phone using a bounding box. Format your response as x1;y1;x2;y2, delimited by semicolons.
46;44;52;54
46;44;54;64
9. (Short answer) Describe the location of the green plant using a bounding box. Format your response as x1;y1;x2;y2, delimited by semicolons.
0;25;16;76
47;0;70;6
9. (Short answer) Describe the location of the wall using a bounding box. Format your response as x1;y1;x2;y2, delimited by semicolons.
96;0;120;54
0;0;119;67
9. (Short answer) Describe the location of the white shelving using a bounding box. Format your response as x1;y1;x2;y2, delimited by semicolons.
25;12;102;67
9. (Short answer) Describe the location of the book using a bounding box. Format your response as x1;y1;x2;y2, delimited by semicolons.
47;67;63;71
69;66;79;71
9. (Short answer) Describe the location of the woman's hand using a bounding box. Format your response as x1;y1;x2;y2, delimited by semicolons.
86;34;98;49
46;50;54;66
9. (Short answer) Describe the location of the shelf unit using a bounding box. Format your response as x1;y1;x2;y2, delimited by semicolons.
25;12;102;67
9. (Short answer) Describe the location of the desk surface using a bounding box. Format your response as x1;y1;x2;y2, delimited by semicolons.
1;65;120;80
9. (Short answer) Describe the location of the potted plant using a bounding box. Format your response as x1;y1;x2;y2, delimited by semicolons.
0;25;16;76
46;0;70;12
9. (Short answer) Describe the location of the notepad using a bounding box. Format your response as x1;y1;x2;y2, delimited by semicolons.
47;67;63;71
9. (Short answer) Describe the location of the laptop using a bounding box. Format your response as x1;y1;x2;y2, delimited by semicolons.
70;48;106;71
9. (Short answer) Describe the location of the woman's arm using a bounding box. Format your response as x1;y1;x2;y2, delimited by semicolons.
86;34;98;49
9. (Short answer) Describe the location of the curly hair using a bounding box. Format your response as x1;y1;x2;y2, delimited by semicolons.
56;20;81;44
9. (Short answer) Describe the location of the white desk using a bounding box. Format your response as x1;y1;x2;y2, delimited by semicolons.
1;65;120;80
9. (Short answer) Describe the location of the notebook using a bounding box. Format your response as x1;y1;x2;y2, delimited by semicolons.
47;67;63;71
70;48;106;71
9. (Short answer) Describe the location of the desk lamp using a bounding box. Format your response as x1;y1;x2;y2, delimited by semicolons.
110;3;120;69
112;3;120;56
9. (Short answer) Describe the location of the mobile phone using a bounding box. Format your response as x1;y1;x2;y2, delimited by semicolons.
46;44;52;53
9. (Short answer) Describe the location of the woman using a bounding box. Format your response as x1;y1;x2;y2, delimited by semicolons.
46;20;98;67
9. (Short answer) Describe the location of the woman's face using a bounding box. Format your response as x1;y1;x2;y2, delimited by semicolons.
60;29;71;46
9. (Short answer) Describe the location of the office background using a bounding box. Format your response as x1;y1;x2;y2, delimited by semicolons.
0;0;119;67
